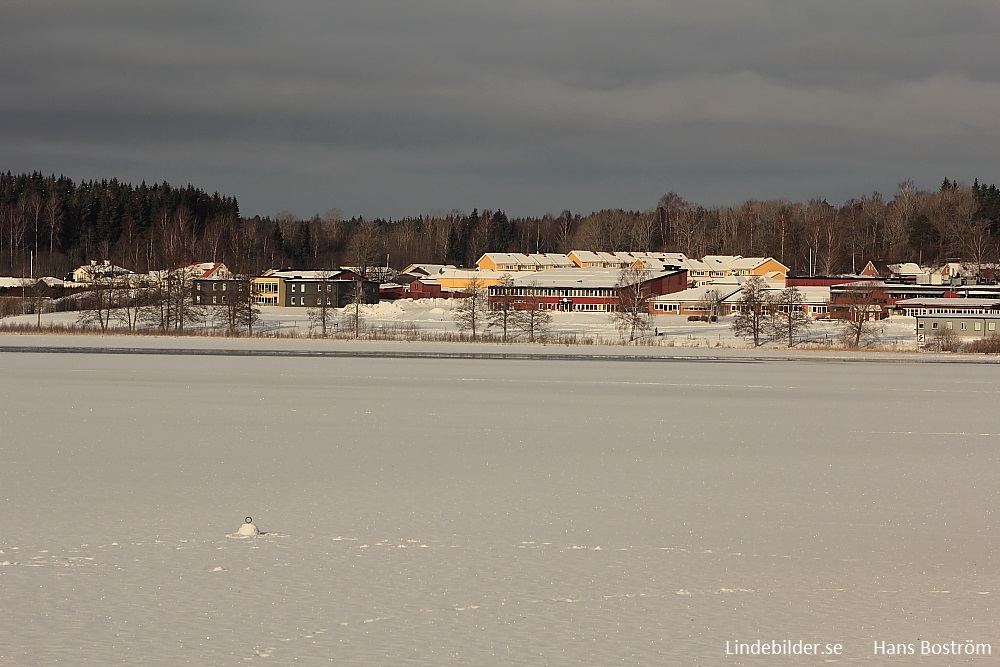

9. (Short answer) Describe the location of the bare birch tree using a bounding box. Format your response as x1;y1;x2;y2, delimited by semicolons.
611;267;651;342
517;281;553;343
768;286;811;347
838;283;880;348
731;276;770;347
308;271;337;337
486;274;518;342
453;276;488;339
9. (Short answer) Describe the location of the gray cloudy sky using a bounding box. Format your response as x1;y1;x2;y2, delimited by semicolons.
3;1;998;218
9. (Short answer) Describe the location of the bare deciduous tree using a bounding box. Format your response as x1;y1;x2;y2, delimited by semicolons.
838;283;881;348
731;276;770;347
453;276;488;339
696;288;726;320
768;286;811;347
486;274;519;342
518;281;553;343
611;267;652;342
307;271;337;337
342;279;368;339
76;272;117;332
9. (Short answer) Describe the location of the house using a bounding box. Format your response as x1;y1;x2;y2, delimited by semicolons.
628;252;693;269
829;281;960;319
916;313;1000;344
487;267;688;312
648;283;830;318
648;285;743;316
249;269;378;307
701;255;789;283
435;268;509;291
859;260;892;278
476;253;575;272
192;278;253;306
567;251;631;269
380;274;457;300
147;262;232;287
182;262;231;280
66;260;134;284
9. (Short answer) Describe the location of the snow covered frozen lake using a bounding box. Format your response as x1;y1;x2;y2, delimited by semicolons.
1;337;998;664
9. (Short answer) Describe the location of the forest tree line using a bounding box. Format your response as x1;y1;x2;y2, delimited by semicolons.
2;171;1000;279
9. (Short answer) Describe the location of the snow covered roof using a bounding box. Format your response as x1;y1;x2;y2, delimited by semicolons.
650;284;828;305
437;268;505;280
895;297;1000;308
479;253;574;269
1;276;74;288
891;262;924;276
649;285;743;303
504;267;681;289
262;269;352;280
401;263;454;276
702;255;742;266
179;262;230;279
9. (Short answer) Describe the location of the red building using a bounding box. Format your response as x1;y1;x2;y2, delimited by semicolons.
380;274;457;300
487;267;688;312
829;281;959;319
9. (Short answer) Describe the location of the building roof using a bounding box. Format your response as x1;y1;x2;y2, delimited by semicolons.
650;284;829;304
479;252;574;269
261;269;351;280
896;298;1000;308
503;267;682;289
400;263;454;276
437;268;506;280
649;285;743;303
891;262;924;276
180;262;228;279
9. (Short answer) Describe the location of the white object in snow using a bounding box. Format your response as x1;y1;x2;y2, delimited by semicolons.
238;516;260;537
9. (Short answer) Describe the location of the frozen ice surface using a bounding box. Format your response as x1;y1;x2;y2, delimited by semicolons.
1;336;998;664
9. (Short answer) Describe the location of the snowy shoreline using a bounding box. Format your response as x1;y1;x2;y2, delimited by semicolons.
3;297;995;363
2;332;997;364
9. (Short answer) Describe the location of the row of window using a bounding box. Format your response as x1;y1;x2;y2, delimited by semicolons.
906;308;1000;316
288;283;338;293
288;296;334;305
651;304;828;314
918;320;998;332
492;288;619;297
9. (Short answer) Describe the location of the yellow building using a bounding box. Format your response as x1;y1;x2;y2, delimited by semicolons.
476;253;574;272
702;256;788;282
435;268;509;290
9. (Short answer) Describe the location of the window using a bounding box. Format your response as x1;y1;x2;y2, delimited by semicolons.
975;322;982;331
990;322;997;332
946;321;953;330
961;322;967;330
932;322;939;329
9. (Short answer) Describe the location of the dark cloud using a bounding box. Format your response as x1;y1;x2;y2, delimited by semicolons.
2;1;997;217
